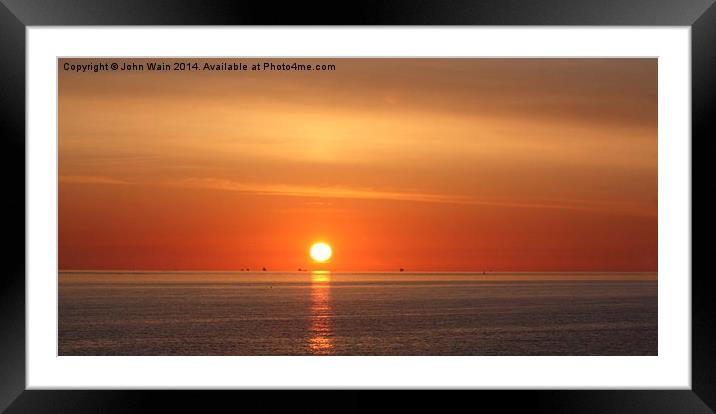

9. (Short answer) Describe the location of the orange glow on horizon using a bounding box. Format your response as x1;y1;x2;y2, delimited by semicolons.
58;58;657;272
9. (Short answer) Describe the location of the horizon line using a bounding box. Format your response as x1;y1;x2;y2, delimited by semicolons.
58;269;658;274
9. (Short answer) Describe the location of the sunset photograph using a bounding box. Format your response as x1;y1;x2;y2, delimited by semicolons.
58;58;657;356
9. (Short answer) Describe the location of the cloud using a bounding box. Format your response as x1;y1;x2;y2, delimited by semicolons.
178;177;656;217
59;175;129;185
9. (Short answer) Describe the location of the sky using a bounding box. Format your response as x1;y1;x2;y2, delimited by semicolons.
58;58;657;272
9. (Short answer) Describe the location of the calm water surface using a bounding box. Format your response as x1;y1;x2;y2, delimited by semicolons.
59;272;657;355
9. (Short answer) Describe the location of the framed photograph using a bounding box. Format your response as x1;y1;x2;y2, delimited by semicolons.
2;0;712;412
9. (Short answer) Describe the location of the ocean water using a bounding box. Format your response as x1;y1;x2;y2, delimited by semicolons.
58;272;657;356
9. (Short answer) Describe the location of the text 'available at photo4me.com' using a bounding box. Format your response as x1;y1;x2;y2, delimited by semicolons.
62;59;338;74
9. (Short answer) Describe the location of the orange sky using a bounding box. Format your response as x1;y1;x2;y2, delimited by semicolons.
58;58;657;272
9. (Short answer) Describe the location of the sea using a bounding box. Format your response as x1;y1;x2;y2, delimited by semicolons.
58;271;657;356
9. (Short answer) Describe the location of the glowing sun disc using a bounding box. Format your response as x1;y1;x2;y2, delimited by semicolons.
310;242;332;262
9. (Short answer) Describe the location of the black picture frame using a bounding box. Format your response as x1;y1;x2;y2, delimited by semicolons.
1;1;712;412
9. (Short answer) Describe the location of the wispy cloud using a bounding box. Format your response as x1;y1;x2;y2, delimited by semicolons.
178;177;656;217
57;175;655;217
59;175;129;185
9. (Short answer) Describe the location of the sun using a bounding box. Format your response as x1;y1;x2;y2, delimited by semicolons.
310;242;333;263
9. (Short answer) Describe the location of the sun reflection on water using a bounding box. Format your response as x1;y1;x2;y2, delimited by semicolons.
308;271;334;355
